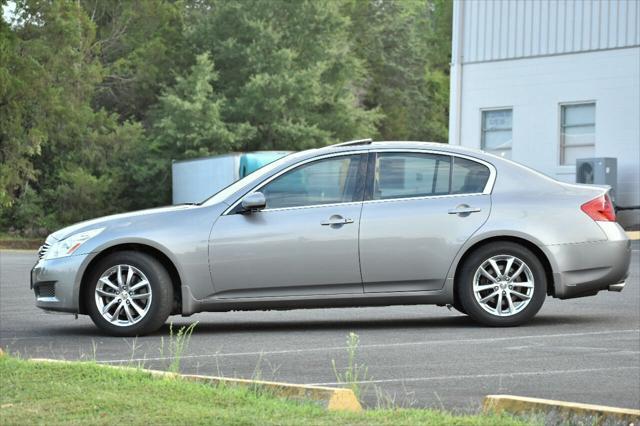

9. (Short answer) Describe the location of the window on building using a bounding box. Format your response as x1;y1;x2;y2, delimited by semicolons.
481;109;512;159
560;103;595;165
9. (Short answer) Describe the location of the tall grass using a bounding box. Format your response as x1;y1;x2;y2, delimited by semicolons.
331;332;370;400
167;322;198;373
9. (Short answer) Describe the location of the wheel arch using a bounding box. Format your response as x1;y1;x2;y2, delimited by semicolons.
78;243;183;315
451;235;556;308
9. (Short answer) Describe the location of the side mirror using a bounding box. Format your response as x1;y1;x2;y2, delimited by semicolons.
241;192;266;213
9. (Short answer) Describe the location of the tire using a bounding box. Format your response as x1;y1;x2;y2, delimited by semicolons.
85;251;173;336
452;301;467;315
458;242;546;327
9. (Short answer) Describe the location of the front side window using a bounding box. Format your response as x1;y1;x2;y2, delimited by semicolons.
560;102;595;165
373;153;451;200
261;155;361;209
481;109;513;159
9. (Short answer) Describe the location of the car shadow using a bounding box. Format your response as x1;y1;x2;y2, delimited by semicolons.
151;312;612;335
25;312;615;339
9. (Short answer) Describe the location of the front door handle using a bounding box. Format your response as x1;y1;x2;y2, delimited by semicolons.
321;215;354;226
448;205;482;215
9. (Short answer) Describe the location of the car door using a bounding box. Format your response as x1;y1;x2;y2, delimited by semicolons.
208;153;367;298
359;151;493;293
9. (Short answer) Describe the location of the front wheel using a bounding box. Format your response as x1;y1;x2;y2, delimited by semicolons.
85;251;173;336
458;242;546;326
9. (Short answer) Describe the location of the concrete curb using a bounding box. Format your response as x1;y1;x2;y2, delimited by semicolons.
29;358;362;412
483;395;640;424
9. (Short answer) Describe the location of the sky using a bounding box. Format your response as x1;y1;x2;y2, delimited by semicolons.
2;1;16;23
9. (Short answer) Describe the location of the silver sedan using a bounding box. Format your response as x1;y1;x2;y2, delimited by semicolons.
31;140;631;336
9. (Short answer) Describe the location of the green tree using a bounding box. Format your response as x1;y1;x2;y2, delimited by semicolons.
150;53;242;160
0;1;146;232
82;0;190;122
344;0;451;142
0;11;41;208
140;53;250;204
187;0;381;151
1;0;102;214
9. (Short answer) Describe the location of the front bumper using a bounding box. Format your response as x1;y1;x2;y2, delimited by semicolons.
549;222;631;299
31;253;90;313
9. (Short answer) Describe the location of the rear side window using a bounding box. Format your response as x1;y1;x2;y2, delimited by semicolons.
451;157;490;194
373;153;451;200
371;152;490;200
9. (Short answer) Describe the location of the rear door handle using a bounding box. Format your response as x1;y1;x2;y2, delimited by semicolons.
448;206;482;215
321;216;354;226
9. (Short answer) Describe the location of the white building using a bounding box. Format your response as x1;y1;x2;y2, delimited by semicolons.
448;0;640;227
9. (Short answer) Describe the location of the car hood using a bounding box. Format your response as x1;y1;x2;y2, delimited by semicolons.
48;204;202;242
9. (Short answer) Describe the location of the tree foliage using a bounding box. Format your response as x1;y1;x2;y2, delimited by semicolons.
0;0;452;234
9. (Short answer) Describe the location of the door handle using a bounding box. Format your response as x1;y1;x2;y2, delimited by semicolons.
321;216;354;226
448;206;482;215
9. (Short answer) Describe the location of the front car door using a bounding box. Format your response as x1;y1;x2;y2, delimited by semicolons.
208;153;367;298
359;150;494;293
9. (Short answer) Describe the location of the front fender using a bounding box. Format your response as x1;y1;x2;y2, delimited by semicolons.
73;237;188;314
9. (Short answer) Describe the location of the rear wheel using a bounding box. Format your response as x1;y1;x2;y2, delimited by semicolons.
458;242;546;326
85;251;173;336
452;301;467;315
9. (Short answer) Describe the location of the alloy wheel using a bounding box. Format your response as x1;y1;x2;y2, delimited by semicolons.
94;264;152;327
472;255;534;317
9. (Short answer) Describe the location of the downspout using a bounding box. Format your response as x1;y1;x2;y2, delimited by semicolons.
452;0;465;145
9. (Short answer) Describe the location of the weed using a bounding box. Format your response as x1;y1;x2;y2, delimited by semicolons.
168;321;198;373
252;351;265;382
331;332;369;400
373;382;417;409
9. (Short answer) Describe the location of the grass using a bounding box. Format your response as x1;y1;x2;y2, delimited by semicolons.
0;233;41;250
0;354;535;426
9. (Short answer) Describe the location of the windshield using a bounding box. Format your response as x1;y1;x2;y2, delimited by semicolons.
201;151;305;205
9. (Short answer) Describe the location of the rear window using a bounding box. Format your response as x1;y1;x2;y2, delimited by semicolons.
451;157;490;194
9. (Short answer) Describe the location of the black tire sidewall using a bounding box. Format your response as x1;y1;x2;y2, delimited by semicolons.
458;242;546;326
85;251;173;336
452;301;467;315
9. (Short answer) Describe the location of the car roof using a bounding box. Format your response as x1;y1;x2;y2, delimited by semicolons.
316;141;488;157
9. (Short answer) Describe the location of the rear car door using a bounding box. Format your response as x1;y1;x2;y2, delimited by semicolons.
359;151;493;293
208;153;367;298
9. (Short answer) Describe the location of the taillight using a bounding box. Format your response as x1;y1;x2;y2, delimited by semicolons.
581;193;616;222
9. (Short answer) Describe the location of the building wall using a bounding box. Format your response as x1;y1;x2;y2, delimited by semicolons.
449;0;640;227
459;0;639;63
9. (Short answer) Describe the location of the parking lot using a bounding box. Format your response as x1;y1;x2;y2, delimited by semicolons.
1;244;639;412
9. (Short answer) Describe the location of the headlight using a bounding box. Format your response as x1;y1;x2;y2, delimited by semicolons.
43;228;105;260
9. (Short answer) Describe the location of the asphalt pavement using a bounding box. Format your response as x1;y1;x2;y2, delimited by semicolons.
1;244;639;412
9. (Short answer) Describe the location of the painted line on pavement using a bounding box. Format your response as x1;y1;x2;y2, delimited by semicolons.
94;328;640;364
309;366;640;386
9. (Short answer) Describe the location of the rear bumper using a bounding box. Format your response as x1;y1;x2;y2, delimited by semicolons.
549;222;631;299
